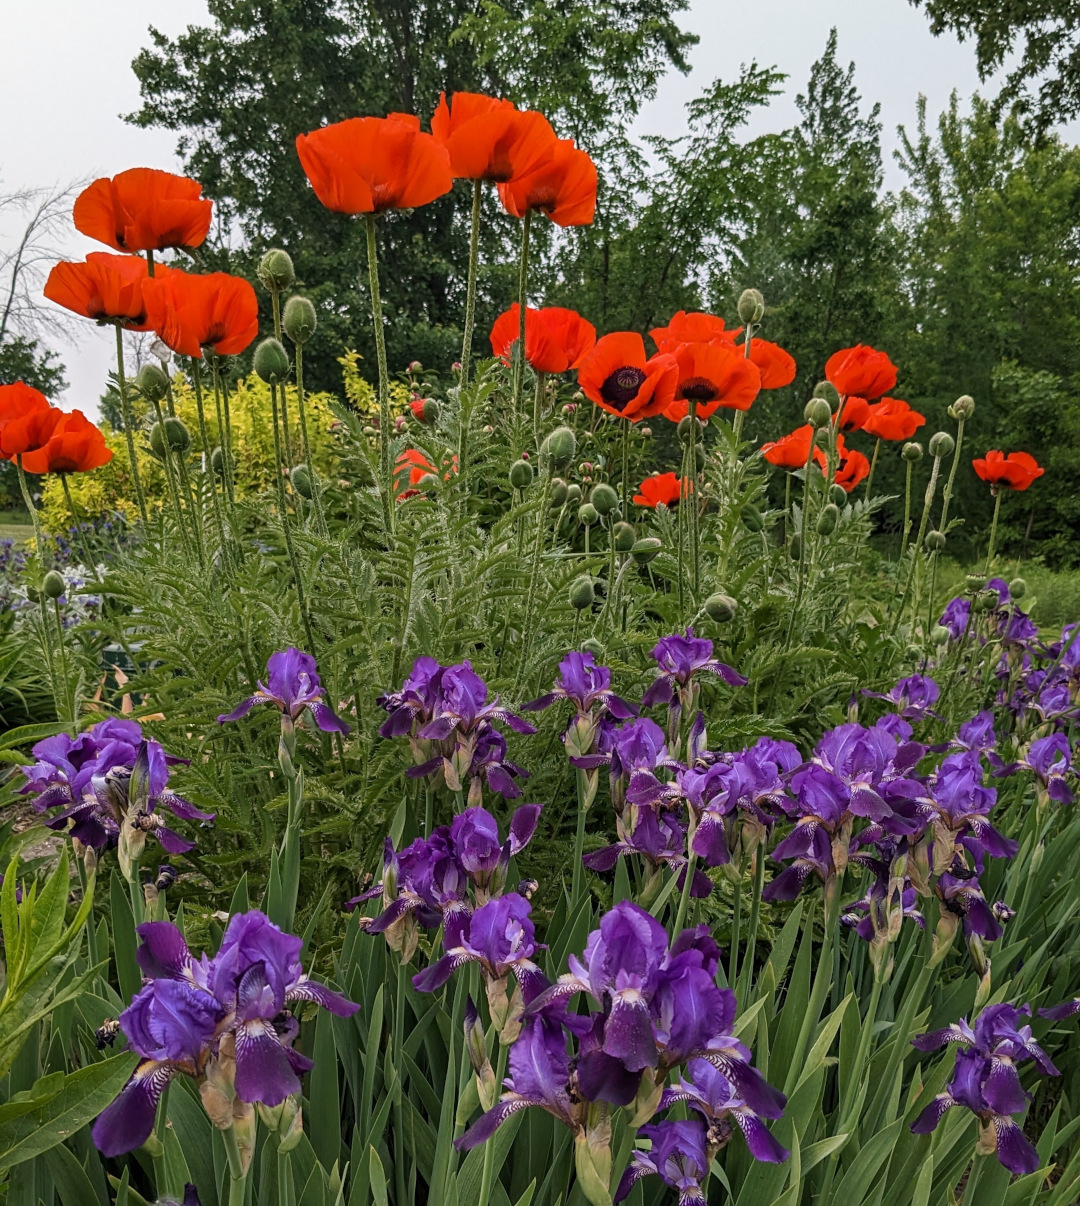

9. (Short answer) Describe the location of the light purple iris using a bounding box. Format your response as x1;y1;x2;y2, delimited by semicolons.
616;1120;711;1204
911;1003;1058;1175
641;630;746;734
92;911;358;1158
862;674;941;721
218;648;349;733
950;711;997;756
522;650;637;721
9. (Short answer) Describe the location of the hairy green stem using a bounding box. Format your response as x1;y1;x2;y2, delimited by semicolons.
115;323;149;524
364;214;394;536
985;489;1003;576
864;437;882;500
460;179;483;383
15;457;43;550
192;360;229;559
511;210;533;447
294;344;327;536
269;380;316;653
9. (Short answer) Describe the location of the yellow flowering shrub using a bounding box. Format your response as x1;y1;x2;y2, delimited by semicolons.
338;350;411;422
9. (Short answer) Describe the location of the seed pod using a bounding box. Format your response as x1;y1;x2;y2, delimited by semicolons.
829;485;847;507
42;570;65;600
283;295;317;344
705;592;737;622
902;441;923;463
540;426;577;470
258;248;295;291
804;398;832;429
932;625;951;645
578;502;598;526
591;482;619;516
976;589;999;612
509;459;534;490
816;503;840;536
737;288;765;324
612;521;635;552
569;576;595;610
631;536;661;564
949;394;975;421
290;465;314;499
741;504;764;532
965;573;986;594
928;431;955;458
565;484;582;505
789;533;803;560
549;478;568;507
925;530;946;551
253;337;290;384
1008;577;1027;599
136;363;169;402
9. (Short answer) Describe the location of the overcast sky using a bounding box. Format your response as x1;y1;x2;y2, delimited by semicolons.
2;0;1072;416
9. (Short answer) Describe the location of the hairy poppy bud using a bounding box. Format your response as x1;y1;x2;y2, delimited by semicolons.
705;592;737;622
632;536;661;564
291;465;314;499
578;502;598;526
932;624;951;645
928;431;954;458
418;398;440;423
816;503;840;536
565;484;582;505
812;381;840;406
283;295;317;344
253;337;290;384
136;363;169;402
211;447;233;478
163;417;191;453
804;398;832;429
694;446;706;472
417;473;438;491
976;589;999;612
569;576;595;610
641;426;652;437
677;414;704;444
581;637;604;658
43;570;65;600
258;248;295;291
925;529;946;550
901;441;923;463
737;288;765;324
149;422;168;458
613;521;635;552
949;394;975;421
541;426;576;470
741;504;764;532
508;459;534;490
828;485;847;507
1008;577;1027;599
549;478;568;507
789;533;803;560
591;482;618;516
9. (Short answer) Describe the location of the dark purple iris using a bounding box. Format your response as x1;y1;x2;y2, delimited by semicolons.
842;851;924;949
939;596;971;641
641;630;746;739
993;733;1074;803
616;1120;711;1204
911;1003;1058;1175
416;661;535;741
358;831;468;948
522;650;636;722
377;656;444;737
218;648;349;733
584;808;713;898
936;862;1002;943
950;711;997;756
450;803;542;893
862;674;940;721
928;752;1016;863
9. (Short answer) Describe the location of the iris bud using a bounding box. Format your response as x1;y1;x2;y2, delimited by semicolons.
740;504;764;532
578;503;598;526
258;248;295;291
1009;577;1027;599
737;287;765;324
540;426;576;470
290;465;314;499
829;485;847;507
789;534;803;560
43;570;65;599
901;441;923;463
569;576;595;610
282;295;317;344
949;394;975;421
612;521;635;551
508;459;534;490
925;530;946;550
136;363;169;402
804;398;832;429
928;431;954;458
705;592;737;622
253;337;289;384
549;478;568;507
631;536;661;564
816;503;840;536
591;482;618;516
565;484;582;505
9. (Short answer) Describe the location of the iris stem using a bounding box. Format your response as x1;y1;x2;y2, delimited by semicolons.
223;1125;249;1206
985;489;1003;576
963;1154;986;1203
728;853;745;986
511;210;533;448
393;959;408;1206
737;848;766;1008
77;857;99;970
784;901;834;1093
364;214;394;536
114;323;149;524
672;848;698;936
571;767;589;907
128;857;145;927
478;1039;510;1206
460;178;483;384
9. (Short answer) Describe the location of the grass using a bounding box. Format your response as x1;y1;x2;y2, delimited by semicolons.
0;510;33;543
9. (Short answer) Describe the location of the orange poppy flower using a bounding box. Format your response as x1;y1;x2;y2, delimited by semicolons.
762;424;815;469
431;92;556;182
0;382;50;427
861;396;925;441
576;333;678;421
394;448;457;499
634;471;689;508
43;253;158;328
296;113;452;215
650;311;737;354
972;450;1044;492
744;338;796;389
0;399;63;460
20;411;113;475
497;139;597;227
664;342;761;421
489;304;597;374
838;397;871;432
73;168;212;253
144;269;259;358
813;433;870;493
824;344;897;400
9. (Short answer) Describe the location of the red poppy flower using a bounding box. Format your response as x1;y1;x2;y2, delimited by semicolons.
489;304;597;373
394;448;457;499
296;113;452;215
813;433;870;493
73;168;212;253
664;342;761;421
972;450;1044;492
20;411;113;475
650;311;737;354
838;397;871;432
634;471;689;508
144;269;259;358
497;139;597;228
0;397;63;460
576;333;677;421
744;338;796;389
43;253;158;328
861;396;925;441
762;424;814;469
0;382;50;427
825;344;897;400
431;92;556;182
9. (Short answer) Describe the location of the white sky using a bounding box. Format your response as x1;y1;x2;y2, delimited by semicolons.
1;0;1074;416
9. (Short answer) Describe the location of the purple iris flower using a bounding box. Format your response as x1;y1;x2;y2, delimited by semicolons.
763;765;849;902
679;762;737;866
20;717;143;812
929;752;1016;862
936;863;1003;943
911;1003;1058;1175
359;831;468;939
583;808;713;899
993;734;1074;803
810;723;925;822
450;804;542;894
951;711;997;756
522;651;637;721
939;596;971;640
842;852;924;945
862;674;940;721
377;656;444;737
641;630;746;737
616;1120;711;1204
92;912;358;1157
1028;682;1080;728
218;648;349;733
416;661;535;741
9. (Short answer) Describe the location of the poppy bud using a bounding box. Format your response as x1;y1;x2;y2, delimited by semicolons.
789;534;803;560
283;295;318;345
705;592;737;622
417;473;438;491
591;482;618;516
632;536;661;564
569;576;595;610
43;570;65;600
363;425;377;436
541;426;576;470
901;441;923;463
812;381;840;406
211;447;233;478
677;415;704;444
828;485;847;507
804;398;832;429
816;503;840;535
290;465;314;499
928;431;954;458
149;422;169;458
737;288;765;324
164;417;191;453
925;529;946;551
977;588;1000;612
612;521;635;552
253;337;290;384
741;504;764;532
949;394;975;421
932;625;951;645
1008;577;1027;599
258;248;295;291
565;484;582;505
581;637;604;658
905;644;923;661
419;398;440;423
136;363;169;402
965;574;985;594
408;360;423;374
578;502;598;526
508;459;534;490
549;478;568;507
641;426;652;437
694;446;706;472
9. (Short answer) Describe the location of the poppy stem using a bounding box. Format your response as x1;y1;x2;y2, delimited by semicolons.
191;358;229;558
60;474;102;586
985;489;1003;576
899;460;914;562
269;379;317;654
114;323;149;525
294;343;328;537
926;414;965;632
512;210;533;446
147;394;194;563
782;472;791;545
688;400;699;596
364;214;395;535
620;418;630;513
271;290;295;468
210;361;236;506
515;466;554;696
14;456;43;551
531;370;546;448
460;178;483;384
894;450;943;634
864;437;881;500
781;436;818;654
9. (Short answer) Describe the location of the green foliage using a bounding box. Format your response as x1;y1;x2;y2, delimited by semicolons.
0;336;66;396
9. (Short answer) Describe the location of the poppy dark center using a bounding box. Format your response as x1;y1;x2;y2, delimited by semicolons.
600;366;647;409
679;377;719;403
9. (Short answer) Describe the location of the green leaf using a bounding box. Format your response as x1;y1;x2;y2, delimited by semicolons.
44;1140;101;1206
310;1008;341;1173
368;1145;388;1206
109;871;141;1002
832;1118;904;1204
